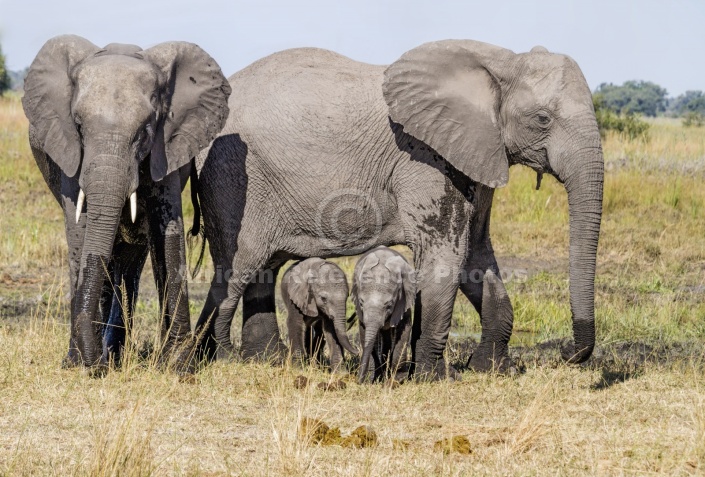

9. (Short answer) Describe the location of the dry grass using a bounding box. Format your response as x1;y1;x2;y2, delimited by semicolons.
1;94;705;474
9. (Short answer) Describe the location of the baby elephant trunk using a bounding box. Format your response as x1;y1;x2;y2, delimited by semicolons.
333;311;358;356
358;320;382;384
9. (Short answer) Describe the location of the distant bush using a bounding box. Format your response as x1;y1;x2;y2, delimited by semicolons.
669;90;705;117
682;111;705;128
0;44;11;96
593;94;650;140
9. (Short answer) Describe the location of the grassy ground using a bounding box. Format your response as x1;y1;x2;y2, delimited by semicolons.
1;94;704;475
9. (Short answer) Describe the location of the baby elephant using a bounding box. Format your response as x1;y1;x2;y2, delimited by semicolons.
352;247;416;383
281;258;358;371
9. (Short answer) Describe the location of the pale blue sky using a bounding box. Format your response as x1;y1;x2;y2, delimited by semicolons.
2;0;703;96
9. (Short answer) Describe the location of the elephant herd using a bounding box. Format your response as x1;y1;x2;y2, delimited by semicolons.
20;34;604;381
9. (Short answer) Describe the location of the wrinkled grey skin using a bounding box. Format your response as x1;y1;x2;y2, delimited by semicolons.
352;247;415;384
281;258;358;371
22;35;230;373
194;40;603;380
468;269;514;372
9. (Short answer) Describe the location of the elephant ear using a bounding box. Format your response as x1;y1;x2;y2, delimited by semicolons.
351;252;380;309
22;35;100;178
385;255;416;328
383;40;512;188
288;258;325;317
142;42;231;182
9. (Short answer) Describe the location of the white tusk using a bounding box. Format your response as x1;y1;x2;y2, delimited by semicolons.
130;192;137;223
75;189;85;224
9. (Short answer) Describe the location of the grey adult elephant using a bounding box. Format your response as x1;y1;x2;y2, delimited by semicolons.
22;35;230;373
193;40;603;379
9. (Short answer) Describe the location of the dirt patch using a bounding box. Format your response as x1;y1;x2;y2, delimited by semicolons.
449;336;705;381
392;439;410;451
496;256;566;279
434;435;472;455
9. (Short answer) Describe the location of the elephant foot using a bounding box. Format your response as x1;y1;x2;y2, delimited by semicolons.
241;340;288;366
61;349;82;369
166;336;198;375
412;358;462;382
467;345;515;375
82;363;109;379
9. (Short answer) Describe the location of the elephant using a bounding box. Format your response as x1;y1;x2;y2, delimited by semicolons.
192;40;603;380
352;247;415;384
281;258;358;371
22;35;231;373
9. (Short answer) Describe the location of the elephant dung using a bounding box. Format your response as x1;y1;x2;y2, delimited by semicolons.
434;435;472;455
293;375;309;389
317;380;347;391
298;417;342;446
340;426;378;448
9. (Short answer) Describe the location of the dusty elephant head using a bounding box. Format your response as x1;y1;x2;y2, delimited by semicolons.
352;247;416;383
22;35;231;367
383;41;603;363
287;258;358;356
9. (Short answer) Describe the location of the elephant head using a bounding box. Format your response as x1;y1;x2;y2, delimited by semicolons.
287;258;358;356
22;35;231;366
352;248;416;383
383;41;603;363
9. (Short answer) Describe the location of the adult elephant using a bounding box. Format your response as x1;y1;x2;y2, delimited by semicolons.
22;35;230;373
194;41;603;379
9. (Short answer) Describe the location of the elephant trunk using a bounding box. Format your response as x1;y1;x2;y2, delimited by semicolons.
73;144;135;367
358;319;382;384
560;135;604;363
333;308;358;356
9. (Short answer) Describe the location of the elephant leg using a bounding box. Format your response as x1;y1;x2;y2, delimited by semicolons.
460;263;513;373
410;253;465;382
389;314;412;382
286;306;308;367
146;170;191;371
321;318;344;373
240;259;287;363
102;240;149;366
194;244;274;361
460;187;513;372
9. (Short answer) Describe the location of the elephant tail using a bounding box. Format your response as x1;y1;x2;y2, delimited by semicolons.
186;160;207;278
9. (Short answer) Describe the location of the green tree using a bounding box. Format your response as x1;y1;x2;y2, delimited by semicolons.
594;80;668;117
0;43;11;95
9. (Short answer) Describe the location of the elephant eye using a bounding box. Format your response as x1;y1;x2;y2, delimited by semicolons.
535;113;552;126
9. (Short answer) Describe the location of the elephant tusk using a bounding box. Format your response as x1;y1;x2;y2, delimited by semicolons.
130;192;137;223
75;189;85;224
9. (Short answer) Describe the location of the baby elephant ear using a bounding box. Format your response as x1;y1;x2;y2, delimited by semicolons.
142;42;231;182
288;259;324;317
22;35;100;177
383;40;512;188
